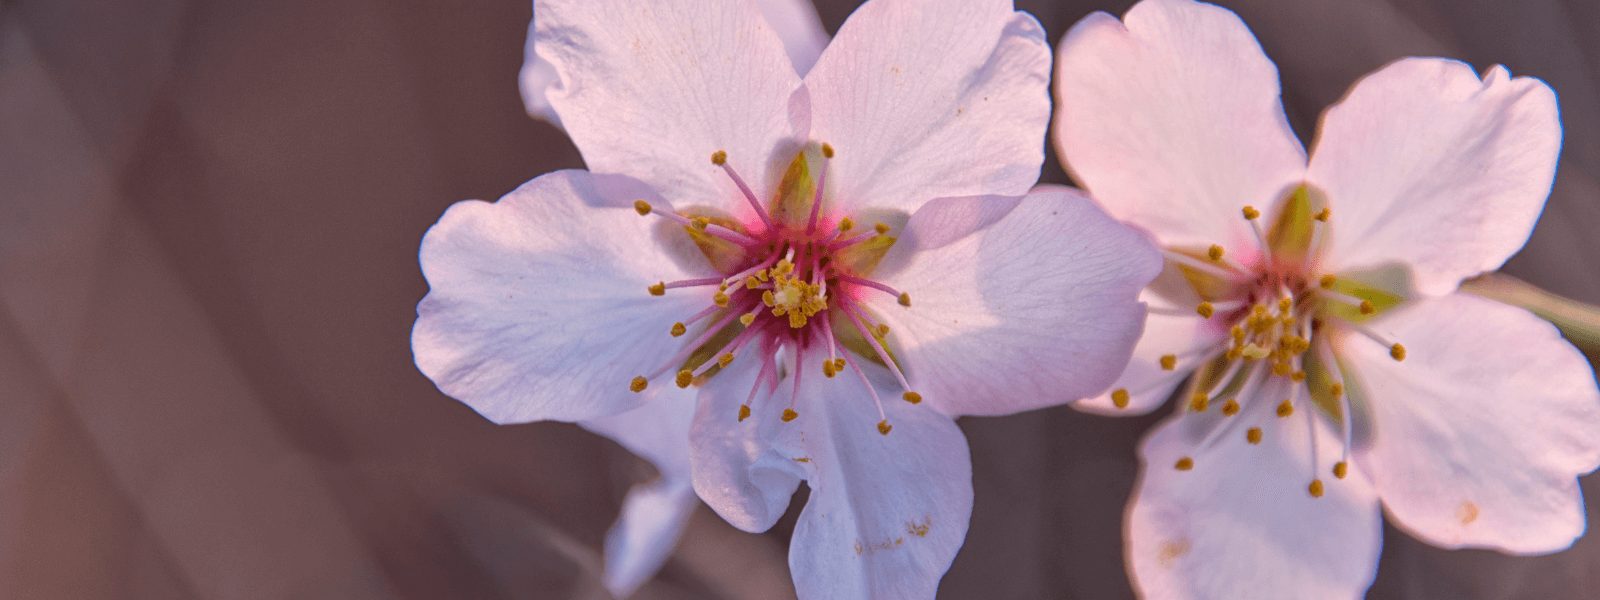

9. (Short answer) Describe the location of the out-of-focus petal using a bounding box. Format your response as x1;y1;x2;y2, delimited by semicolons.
1308;58;1561;296
875;187;1161;416
1344;293;1600;553
413;171;706;423
1053;0;1306;250
806;0;1051;214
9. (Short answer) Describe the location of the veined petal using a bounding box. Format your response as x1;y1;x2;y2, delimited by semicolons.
1076;306;1221;416
806;0;1051;214
534;0;805;215
413;171;706;423
786;353;973;600
521;0;828;126
875;187;1162;417
580;385;699;597
1128;390;1381;599
1308;58;1561;296
1053;0;1306;249
1342;293;1600;553
689;343;806;533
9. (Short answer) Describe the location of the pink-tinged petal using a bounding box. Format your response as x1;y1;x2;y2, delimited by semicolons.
786;353;972;600
756;0;829;76
1053;0;1306;249
1129;392;1382;599
1308;59;1560;296
874;187;1162;417
689;346;806;533
534;0;804;215
521;0;827;127
580;385;699;597
413;171;706;423
1341;293;1600;553
1075;306;1220;416
806;0;1051;214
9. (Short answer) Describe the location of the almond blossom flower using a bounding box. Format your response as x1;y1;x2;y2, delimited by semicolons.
518;1;830;595
1052;0;1600;597
414;0;1162;598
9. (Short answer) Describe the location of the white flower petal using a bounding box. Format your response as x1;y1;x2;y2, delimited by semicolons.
534;0;805;214
1053;0;1306;249
875;187;1161;417
689;344;806;533
1342;293;1600;553
1076;307;1221;416
521;0;828;127
1308;58;1561;296
1128;392;1382;599
786;353;972;600
806;0;1051;214
413;171;707;423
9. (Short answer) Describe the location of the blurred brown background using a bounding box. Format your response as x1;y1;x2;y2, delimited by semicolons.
2;0;1597;598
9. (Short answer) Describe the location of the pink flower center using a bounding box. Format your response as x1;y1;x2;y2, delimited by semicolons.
1126;187;1409;497
628;146;920;436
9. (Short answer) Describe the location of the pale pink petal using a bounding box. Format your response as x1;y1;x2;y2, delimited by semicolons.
785;352;972;600
1053;0;1306;249
1308;59;1560;296
1342;293;1600;553
521;0;828;127
580;386;699;597
806;0;1051;214
689;345;805;533
1129;391;1381;599
534;0;805;215
1075;306;1221;416
413;171;707;423
874;187;1161;417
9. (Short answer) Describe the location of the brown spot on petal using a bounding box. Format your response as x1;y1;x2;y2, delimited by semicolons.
1459;501;1480;525
906;516;931;538
1158;539;1191;568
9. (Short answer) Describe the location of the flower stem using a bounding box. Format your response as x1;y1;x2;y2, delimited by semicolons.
1461;273;1600;360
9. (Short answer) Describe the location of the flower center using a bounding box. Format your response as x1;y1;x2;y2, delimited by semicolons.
628;145;921;435
1127;185;1409;497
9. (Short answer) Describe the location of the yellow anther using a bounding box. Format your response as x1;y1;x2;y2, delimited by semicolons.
1189;393;1210;412
691;216;710;230
1291;371;1306;382
1272;361;1292;377
821;143;835;158
838;217;854;232
898;292;912;307
1208;244;1225;261
1390;343;1406;362
1111;388;1131;409
633;200;653;216
648;282;666;296
1241;344;1271;360
1175;457;1195;471
675;369;694;388
1278;297;1293;313
630;376;648;393
1222;399;1240;416
738;404;752;422
1196;302;1215;318
762;290;776;307
833;358;846;372
745;276;760;290
711;150;728;165
1246;427;1263;445
1276;400;1294;418
874;222;890;235
903;391;922;405
739;313;756;326
1242;205;1261;220
1160;354;1178;371
1329;382;1344;398
718;353;734;368
714;291;730;307
1308;479;1325;498
1333;461;1349;480
670;322;687;337
1315;208;1331;222
1358;300;1374;315
1231;325;1246;342
877;420;893;435
823;361;837;378
875;324;891;338
1319;274;1336;289
781;408;799;422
